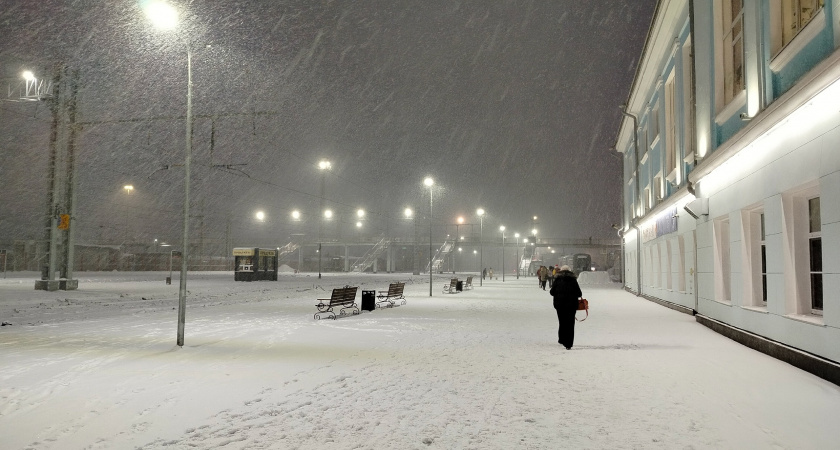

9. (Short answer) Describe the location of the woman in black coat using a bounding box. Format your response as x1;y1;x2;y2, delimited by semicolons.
549;265;582;349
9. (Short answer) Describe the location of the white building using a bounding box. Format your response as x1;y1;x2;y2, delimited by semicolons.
615;0;840;384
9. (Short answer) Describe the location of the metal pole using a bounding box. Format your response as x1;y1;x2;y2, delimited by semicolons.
318;172;325;279
501;232;505;282
176;44;192;347
516;237;520;279
479;216;483;287
428;190;433;297
454;223;459;274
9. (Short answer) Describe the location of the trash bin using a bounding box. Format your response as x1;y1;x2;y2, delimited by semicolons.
456;280;463;292
361;290;376;311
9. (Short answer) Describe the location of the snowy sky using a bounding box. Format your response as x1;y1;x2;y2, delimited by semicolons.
0;1;656;247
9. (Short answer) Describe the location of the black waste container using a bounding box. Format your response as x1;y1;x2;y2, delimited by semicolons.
361;290;376;311
456;281;463;292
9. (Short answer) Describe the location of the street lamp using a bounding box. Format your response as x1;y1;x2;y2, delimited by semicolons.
144;0;192;347
318;159;331;279
424;177;434;297
514;233;520;279
477;208;485;286
255;210;265;222
500;225;506;282
454;216;464;274
473;249;478;272
123;185;134;195
523;238;529;276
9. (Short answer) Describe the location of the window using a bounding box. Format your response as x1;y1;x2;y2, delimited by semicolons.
677;234;687;292
808;197;822;314
654;173;664;202
720;0;744;106
656;242;663;288
744;208;767;306
783;185;822;316
665;239;673;290
760;212;768;304
649;104;660;145
681;38;695;164
664;70;677;183
714;217;732;302
770;0;825;56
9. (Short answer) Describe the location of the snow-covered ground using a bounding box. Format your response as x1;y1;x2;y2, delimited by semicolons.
1;271;838;449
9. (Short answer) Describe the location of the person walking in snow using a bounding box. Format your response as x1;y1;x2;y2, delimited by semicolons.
550;265;583;349
482;268;487;280
537;265;548;290
488;268;494;280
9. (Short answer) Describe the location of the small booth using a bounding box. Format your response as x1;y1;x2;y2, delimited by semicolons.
233;247;279;281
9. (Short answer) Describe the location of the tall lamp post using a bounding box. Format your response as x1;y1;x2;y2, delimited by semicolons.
473;249;477;272
454;216;464;274
405;207;418;275
144;0;193;347
318;160;331;278
477;208;485;286
500;225;506;282
424;177;434;297
514;233;520;279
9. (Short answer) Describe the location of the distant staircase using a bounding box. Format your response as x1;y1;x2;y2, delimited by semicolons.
425;239;454;273
277;242;299;259
353;237;391;272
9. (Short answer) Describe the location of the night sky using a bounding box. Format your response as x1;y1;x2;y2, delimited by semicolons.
1;1;656;249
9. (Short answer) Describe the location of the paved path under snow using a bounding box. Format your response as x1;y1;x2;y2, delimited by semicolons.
1;272;838;449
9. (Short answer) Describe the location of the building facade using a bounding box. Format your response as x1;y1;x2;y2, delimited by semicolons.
615;0;840;379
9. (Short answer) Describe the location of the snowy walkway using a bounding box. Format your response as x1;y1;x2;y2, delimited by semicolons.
1;272;838;449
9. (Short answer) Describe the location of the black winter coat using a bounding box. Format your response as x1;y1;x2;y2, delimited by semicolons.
549;270;582;311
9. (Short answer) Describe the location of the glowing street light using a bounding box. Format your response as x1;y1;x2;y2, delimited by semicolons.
324;209;333;219
291;210;301;220
453;216;464;274
123;185;134;195
255;210;265;222
22;70;35;81
143;0;179;30
142;0;192;346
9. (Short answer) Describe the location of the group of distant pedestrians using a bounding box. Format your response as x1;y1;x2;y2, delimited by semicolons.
536;264;564;290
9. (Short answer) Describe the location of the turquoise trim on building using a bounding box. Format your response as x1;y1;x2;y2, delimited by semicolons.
771;26;834;97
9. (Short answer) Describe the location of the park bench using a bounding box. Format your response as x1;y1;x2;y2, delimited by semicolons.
314;286;359;320
463;276;473;290
442;278;460;294
376;282;406;308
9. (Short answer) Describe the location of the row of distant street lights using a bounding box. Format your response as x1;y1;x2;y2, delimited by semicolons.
141;1;545;345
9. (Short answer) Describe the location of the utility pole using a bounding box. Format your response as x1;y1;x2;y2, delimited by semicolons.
35;64;79;291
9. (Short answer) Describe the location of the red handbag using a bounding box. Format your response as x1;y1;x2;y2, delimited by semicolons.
576;298;589;321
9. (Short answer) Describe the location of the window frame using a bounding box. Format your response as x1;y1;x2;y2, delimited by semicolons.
664;69;678;184
770;0;825;57
715;0;745;111
714;216;732;303
807;196;822;315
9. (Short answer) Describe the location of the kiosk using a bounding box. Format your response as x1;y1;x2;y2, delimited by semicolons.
233;247;279;281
